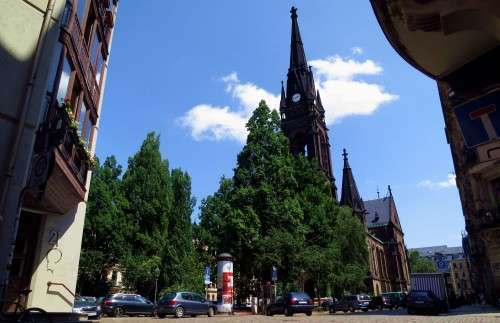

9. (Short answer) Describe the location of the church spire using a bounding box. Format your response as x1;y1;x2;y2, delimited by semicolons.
280;81;286;110
289;6;308;69
340;149;366;217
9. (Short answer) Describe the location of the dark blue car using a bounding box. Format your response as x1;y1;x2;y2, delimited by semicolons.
157;292;216;318
266;292;313;317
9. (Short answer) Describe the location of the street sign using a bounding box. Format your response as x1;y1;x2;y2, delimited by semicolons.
271;266;278;282
454;90;500;147
204;266;211;285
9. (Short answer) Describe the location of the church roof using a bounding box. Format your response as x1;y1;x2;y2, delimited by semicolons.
364;197;391;228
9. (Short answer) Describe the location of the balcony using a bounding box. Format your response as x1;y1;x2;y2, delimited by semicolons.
23;106;91;215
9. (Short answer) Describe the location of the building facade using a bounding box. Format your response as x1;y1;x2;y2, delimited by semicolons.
340;150;411;294
450;258;474;299
370;0;500;304
280;7;410;295
410;245;464;273
0;0;117;312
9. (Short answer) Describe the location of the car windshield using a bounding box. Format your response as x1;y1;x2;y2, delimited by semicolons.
359;295;370;300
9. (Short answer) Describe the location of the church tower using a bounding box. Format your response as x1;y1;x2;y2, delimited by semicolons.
280;7;337;200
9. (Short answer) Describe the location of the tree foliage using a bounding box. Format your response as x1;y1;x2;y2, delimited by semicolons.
78;132;201;298
409;251;437;273
196;100;368;298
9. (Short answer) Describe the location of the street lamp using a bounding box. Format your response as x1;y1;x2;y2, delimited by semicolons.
154;267;160;306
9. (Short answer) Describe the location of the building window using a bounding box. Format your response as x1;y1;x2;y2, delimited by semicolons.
56;57;73;104
95;51;104;84
90;31;101;67
76;0;87;24
78;101;87;136
84;117;94;148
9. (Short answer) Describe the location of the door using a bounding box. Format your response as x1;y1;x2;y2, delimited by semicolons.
124;295;139;313
4;212;41;312
180;292;194;314
191;293;207;314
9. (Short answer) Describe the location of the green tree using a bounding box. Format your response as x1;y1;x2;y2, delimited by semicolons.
409;251;437;273
77;156;130;296
162;169;201;292
197;100;368;300
121;132;171;297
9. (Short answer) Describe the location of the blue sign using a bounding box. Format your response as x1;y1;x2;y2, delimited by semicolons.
204;266;211;285
271;266;277;282
454;90;500;147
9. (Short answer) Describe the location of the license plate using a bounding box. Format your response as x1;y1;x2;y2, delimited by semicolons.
85;312;97;316
415;301;424;304
299;301;307;304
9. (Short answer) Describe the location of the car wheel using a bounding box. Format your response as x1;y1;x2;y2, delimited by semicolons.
378;305;383;310
208;307;215;317
349;306;355;313
329;308;336;314
407;307;414;315
113;307;123;317
284;307;292;316
306;311;312;316
362;308;368;312
175;306;185;318
158;313;166;319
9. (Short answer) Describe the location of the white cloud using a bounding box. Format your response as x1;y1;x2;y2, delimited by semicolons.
351;46;363;55
180;53;398;143
310;55;398;123
179;73;279;143
418;174;457;189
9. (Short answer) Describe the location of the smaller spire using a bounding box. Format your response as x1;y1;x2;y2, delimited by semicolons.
280;81;286;110
388;185;392;197
316;90;325;112
377;185;380;199
340;149;365;220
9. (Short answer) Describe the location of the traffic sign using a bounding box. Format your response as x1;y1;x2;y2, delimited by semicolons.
454;90;500;147
204;266;211;285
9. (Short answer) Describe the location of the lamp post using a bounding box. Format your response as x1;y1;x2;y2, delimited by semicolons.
154;267;160;306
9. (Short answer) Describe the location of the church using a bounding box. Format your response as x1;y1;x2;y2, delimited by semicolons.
280;7;411;295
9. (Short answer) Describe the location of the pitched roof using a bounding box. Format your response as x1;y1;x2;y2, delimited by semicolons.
364;197;391;228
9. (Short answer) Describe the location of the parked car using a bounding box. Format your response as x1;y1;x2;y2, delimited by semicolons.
320;298;336;311
406;290;446;315
266;292;313;317
381;292;407;308
101;293;155;317
73;296;102;320
369;295;393;310
331;294;371;313
157;292;216;318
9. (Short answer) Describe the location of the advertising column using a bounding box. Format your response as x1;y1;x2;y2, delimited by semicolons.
217;253;233;313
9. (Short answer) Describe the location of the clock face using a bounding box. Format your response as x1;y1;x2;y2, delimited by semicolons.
292;93;301;103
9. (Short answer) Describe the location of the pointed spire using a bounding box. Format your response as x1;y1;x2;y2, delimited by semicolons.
316;90;325;113
280;81;287;110
388;185;393;197
340;149;366;217
289;6;308;69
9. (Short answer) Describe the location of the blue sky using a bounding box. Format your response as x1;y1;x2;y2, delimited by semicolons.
96;0;464;249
